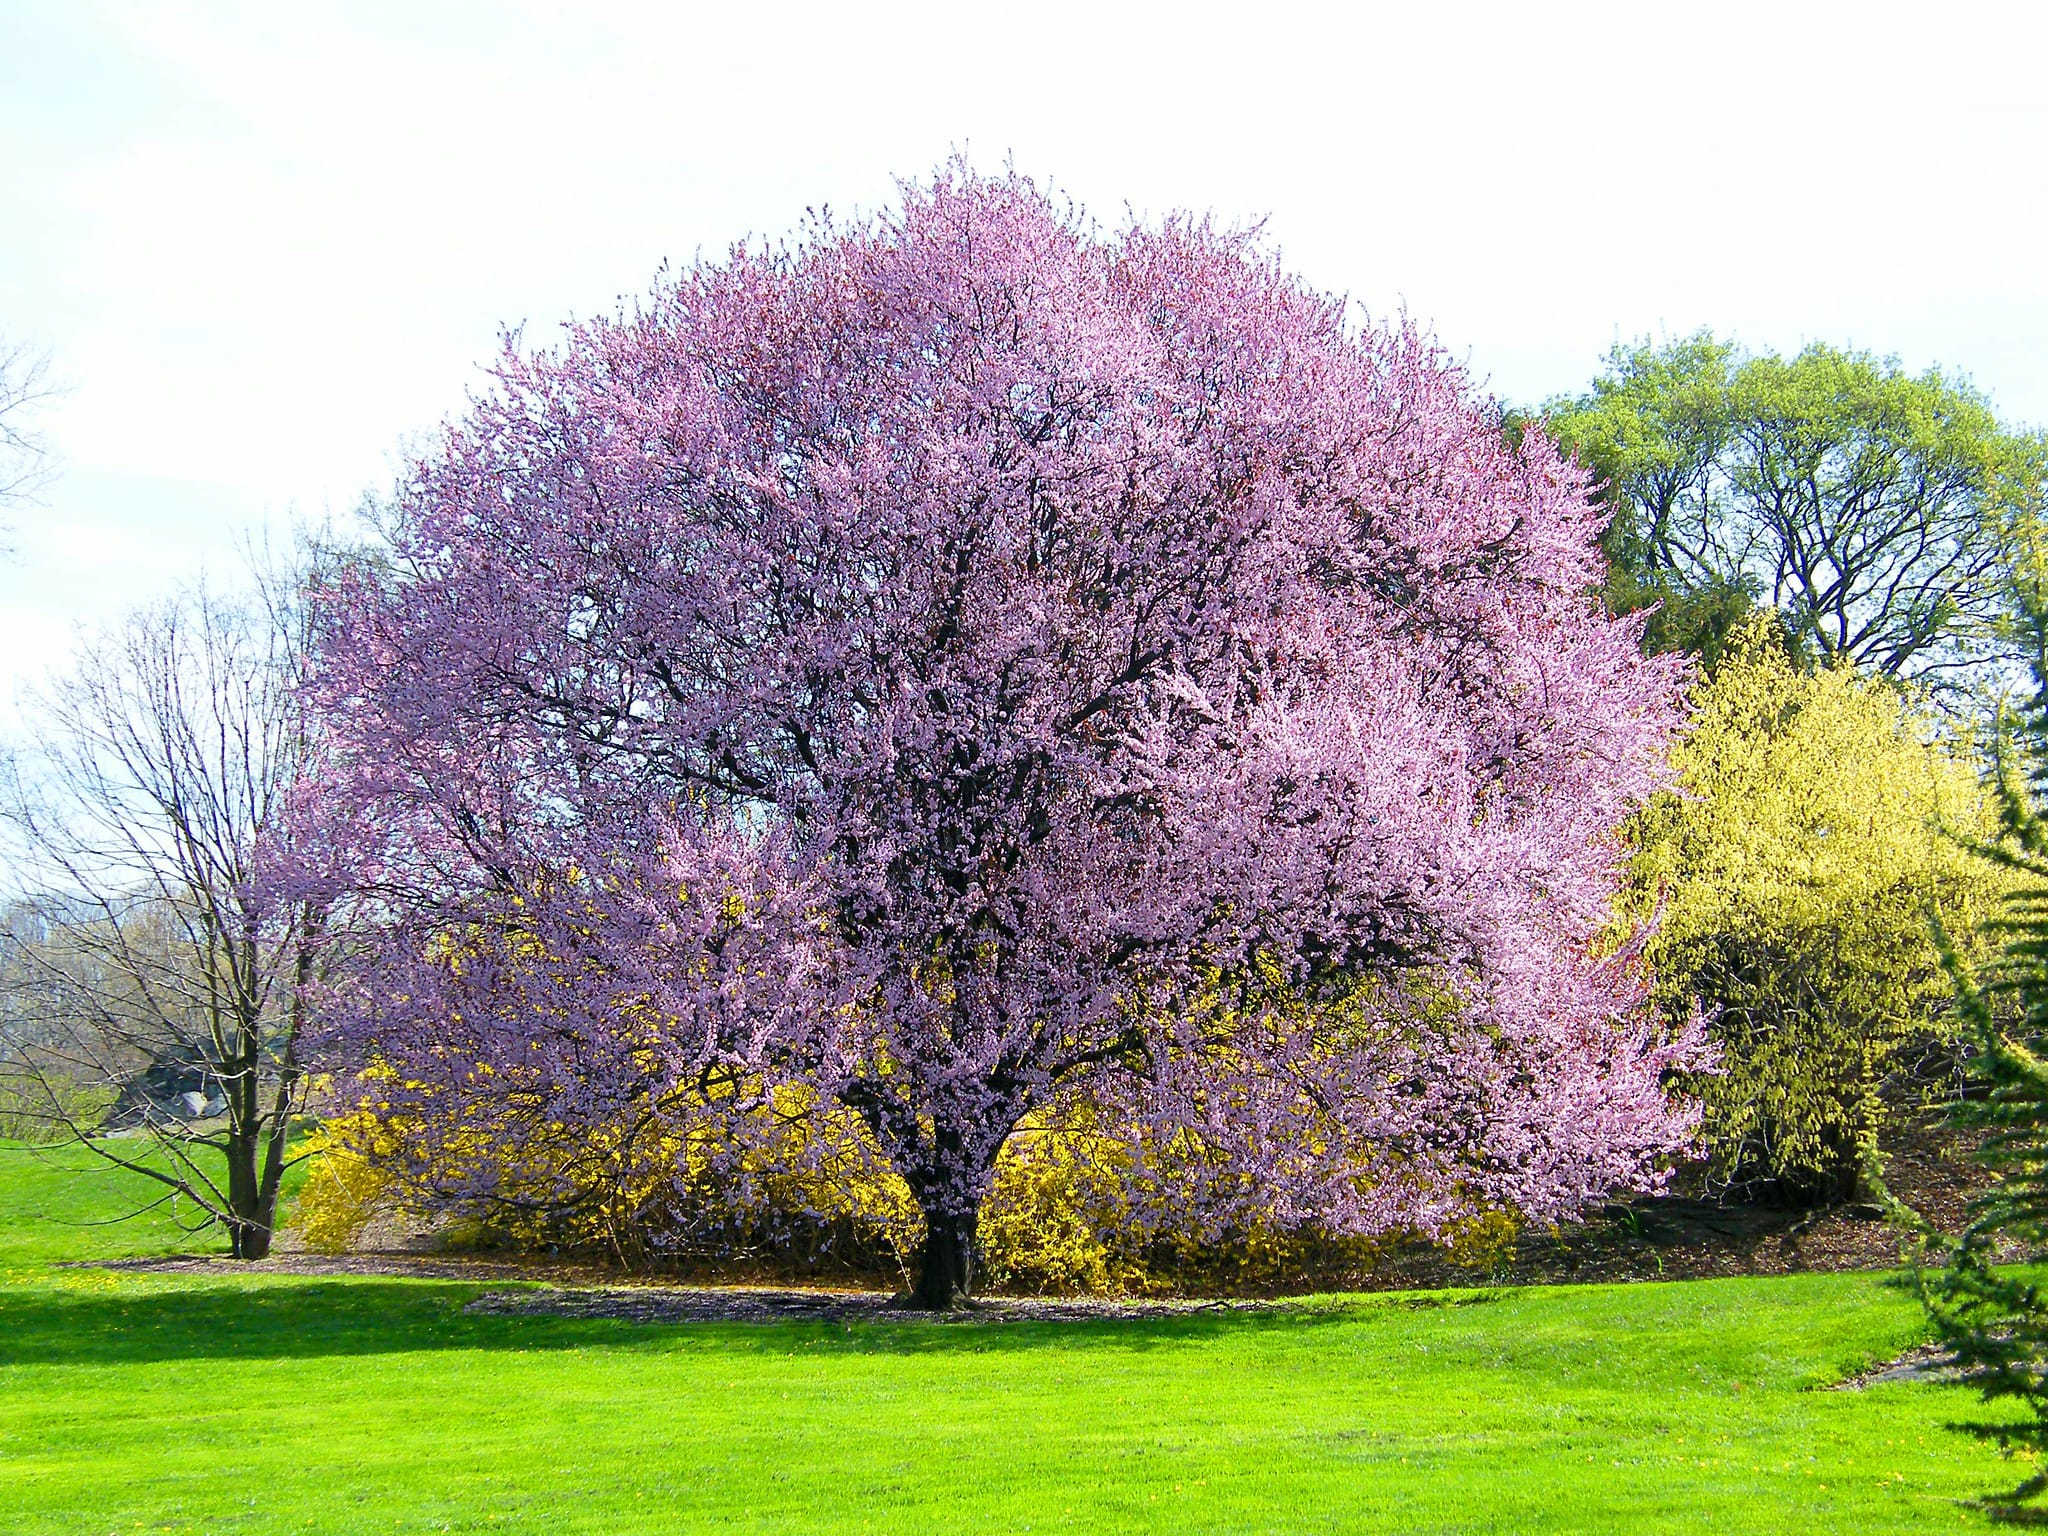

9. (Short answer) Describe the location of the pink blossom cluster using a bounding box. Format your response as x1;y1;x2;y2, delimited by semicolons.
305;164;1705;1301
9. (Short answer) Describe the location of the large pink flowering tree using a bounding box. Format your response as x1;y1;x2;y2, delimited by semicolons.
309;166;1702;1306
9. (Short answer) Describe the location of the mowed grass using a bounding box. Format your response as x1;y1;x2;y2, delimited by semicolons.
0;1145;2019;1533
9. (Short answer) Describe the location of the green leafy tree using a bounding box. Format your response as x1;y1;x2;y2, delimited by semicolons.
1624;616;2009;1202
1546;334;2045;684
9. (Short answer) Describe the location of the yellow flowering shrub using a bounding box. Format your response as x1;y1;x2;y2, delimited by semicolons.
295;1087;1417;1294
289;1112;413;1253
1621;616;2010;1200
293;976;1506;1291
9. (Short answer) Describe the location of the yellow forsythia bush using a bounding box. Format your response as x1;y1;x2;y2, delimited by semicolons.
290;1113;411;1253
293;1087;924;1275
1621;616;2012;1201
976;1110;1150;1295
293;1091;1419;1293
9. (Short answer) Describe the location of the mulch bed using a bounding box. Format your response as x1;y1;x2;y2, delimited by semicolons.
1831;1343;1963;1390
84;1254;1279;1324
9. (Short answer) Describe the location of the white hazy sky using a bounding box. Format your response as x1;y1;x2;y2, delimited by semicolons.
4;0;2045;712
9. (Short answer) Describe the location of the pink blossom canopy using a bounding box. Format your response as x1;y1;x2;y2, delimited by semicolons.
308;165;1702;1302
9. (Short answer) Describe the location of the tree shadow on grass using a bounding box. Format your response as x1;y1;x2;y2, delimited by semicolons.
0;1278;1388;1367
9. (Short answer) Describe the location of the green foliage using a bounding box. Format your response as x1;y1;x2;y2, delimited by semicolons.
1545;332;2045;683
1624;617;2008;1201
1917;507;2048;1510
1608;567;1761;671
1916;983;2048;1507
1539;334;1754;664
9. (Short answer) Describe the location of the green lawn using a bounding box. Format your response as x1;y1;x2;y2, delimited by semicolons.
0;1144;2019;1533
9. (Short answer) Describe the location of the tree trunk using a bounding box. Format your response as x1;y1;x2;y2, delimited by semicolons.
908;1207;978;1310
223;1118;274;1260
228;1215;273;1261
224;943;309;1263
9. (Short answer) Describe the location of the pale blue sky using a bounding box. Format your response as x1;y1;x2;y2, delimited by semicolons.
4;0;2045;714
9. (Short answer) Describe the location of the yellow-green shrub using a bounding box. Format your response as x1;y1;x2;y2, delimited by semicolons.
1621;617;2010;1200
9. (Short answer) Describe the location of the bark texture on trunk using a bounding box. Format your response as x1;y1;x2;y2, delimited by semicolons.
908;1208;978;1310
222;1117;283;1260
227;1216;273;1261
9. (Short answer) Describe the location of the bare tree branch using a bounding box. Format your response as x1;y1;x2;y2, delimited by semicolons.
0;338;58;530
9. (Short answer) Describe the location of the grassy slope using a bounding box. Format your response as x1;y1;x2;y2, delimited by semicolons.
0;1138;249;1267
0;1145;2015;1534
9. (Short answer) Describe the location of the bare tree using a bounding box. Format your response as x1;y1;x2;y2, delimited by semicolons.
0;338;57;527
0;568;330;1259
